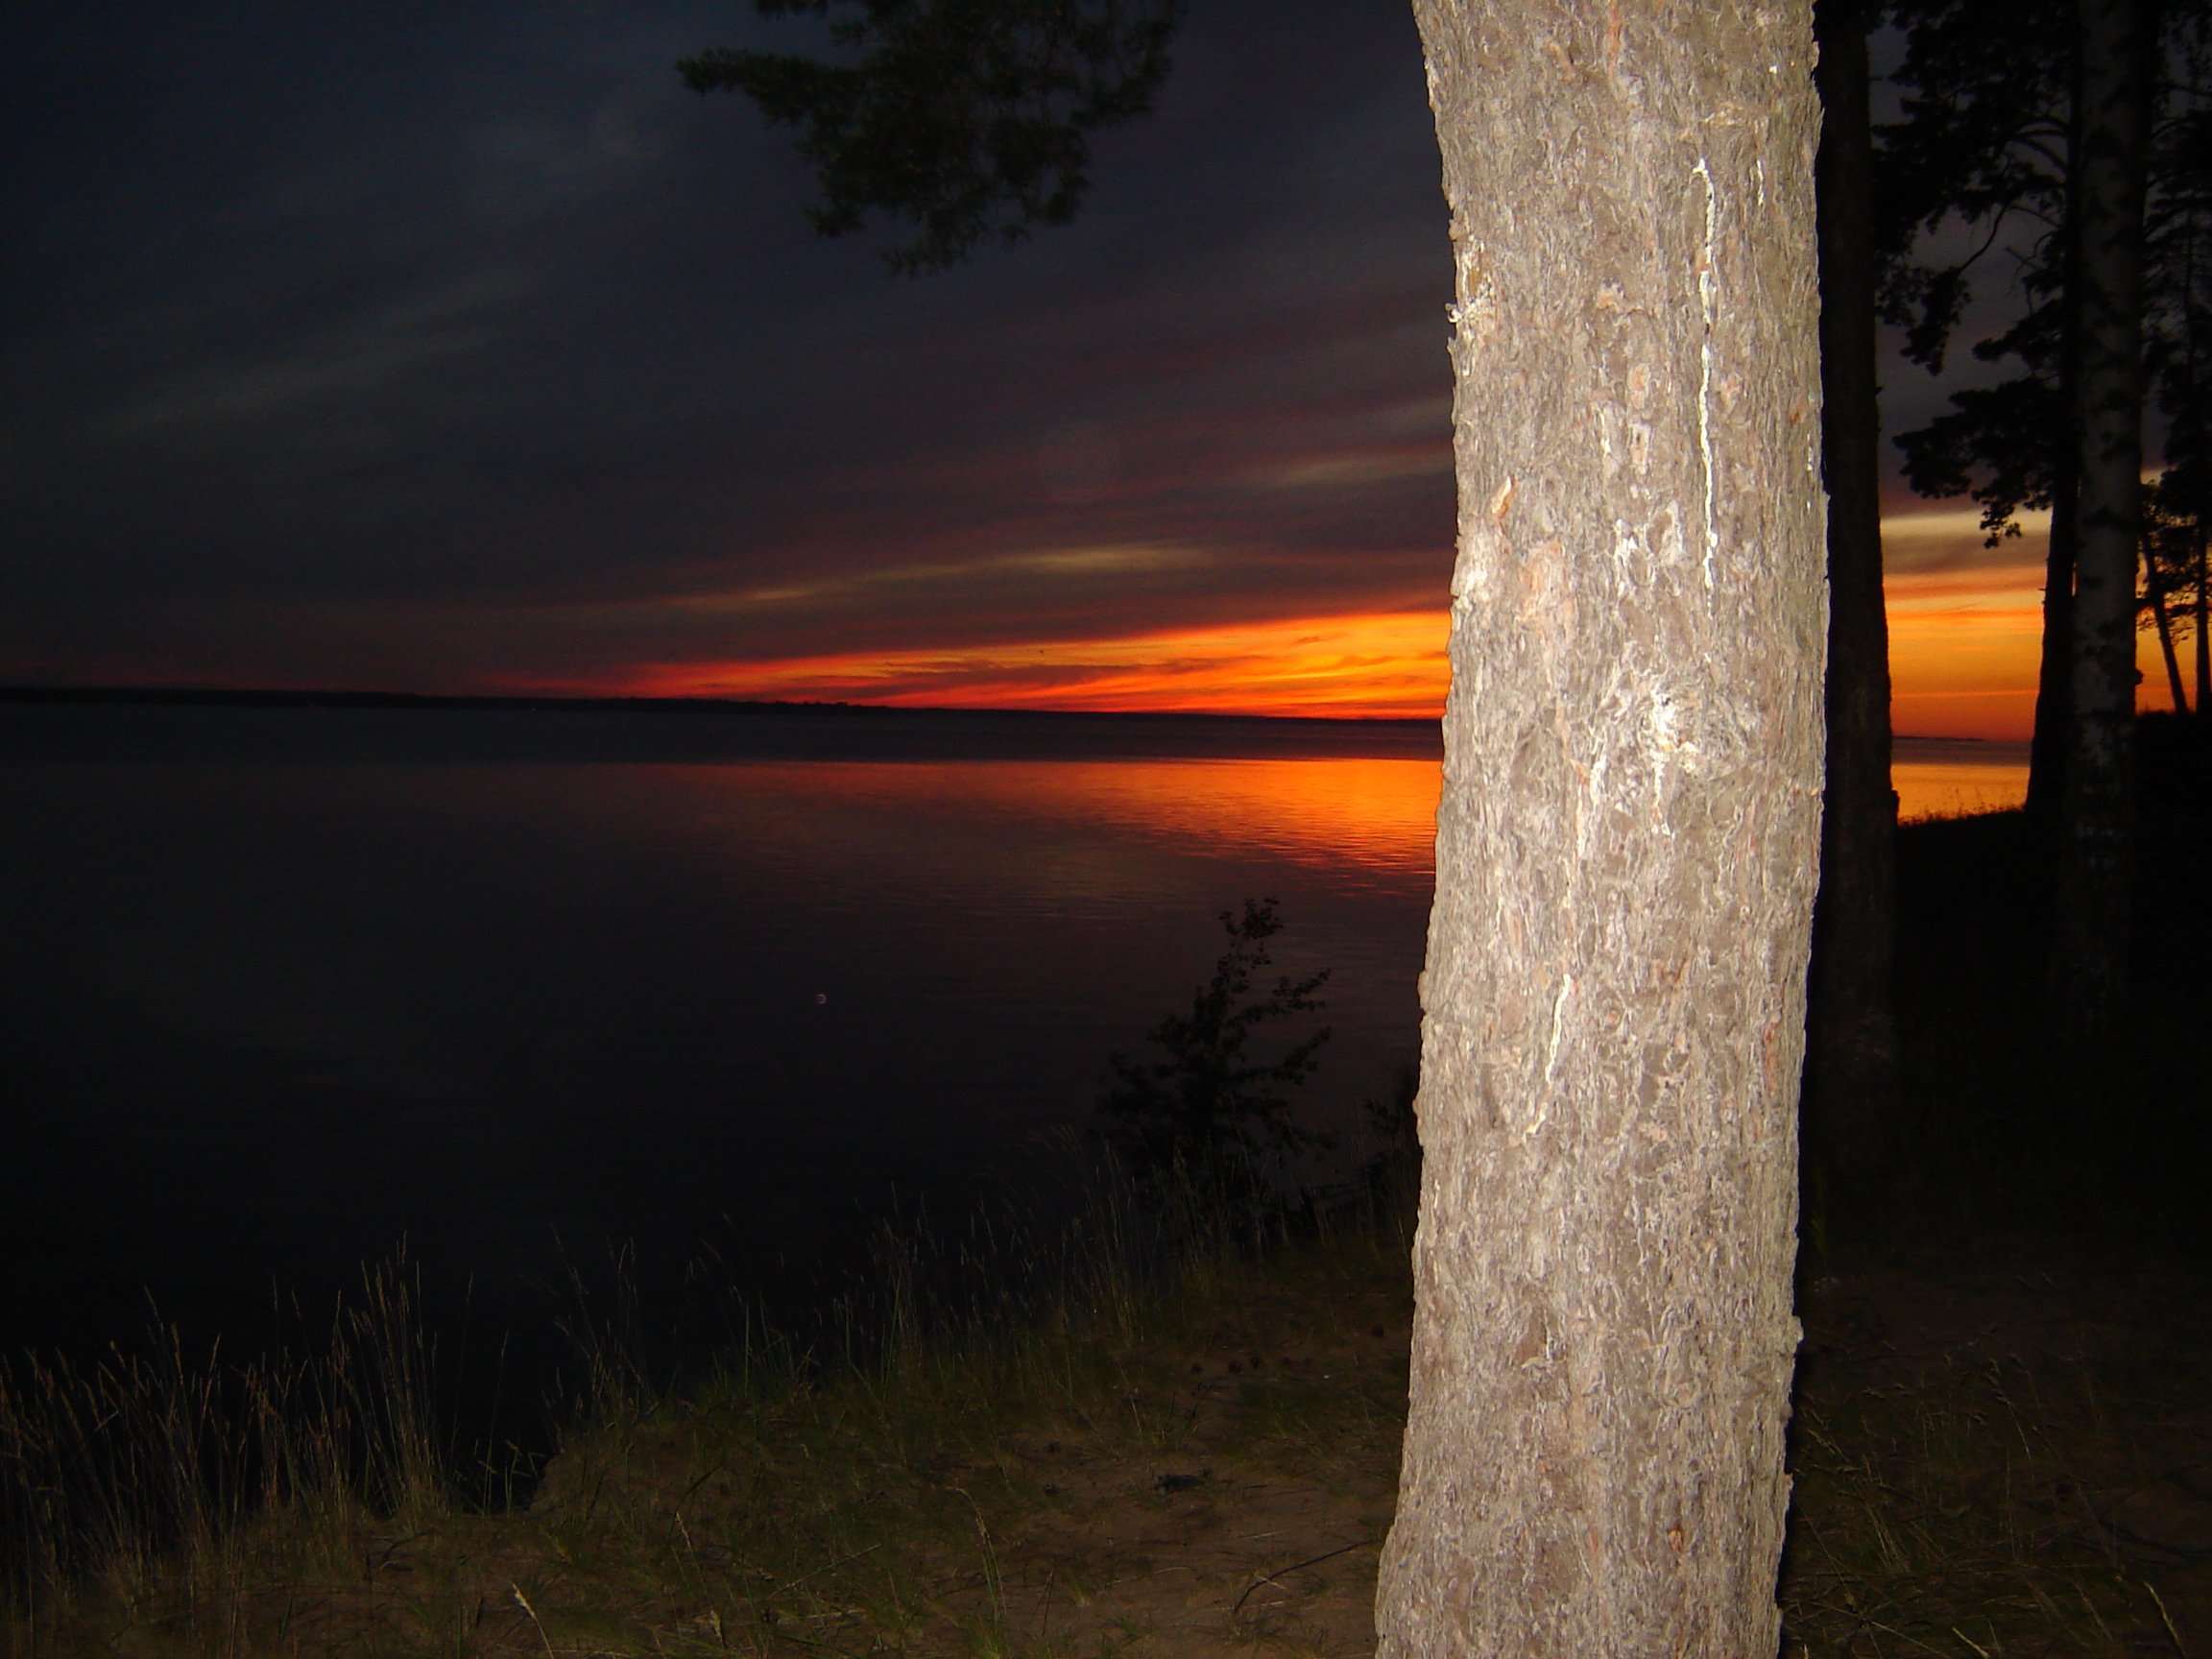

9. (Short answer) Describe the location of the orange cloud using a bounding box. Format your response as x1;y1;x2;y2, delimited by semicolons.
613;610;1452;720
1886;562;2048;740
552;508;2182;738
1883;541;2189;738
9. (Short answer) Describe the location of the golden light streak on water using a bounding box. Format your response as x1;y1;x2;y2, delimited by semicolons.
1891;742;2030;822
656;755;1447;878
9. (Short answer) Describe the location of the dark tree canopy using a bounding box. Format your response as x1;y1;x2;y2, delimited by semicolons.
1877;0;2078;544
1881;0;2212;545
680;0;1183;274
1880;0;2210;829
2144;18;2212;702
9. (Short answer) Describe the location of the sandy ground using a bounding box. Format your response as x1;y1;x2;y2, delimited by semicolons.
914;1237;2212;1658
967;1278;1410;1657
1791;1238;2212;1658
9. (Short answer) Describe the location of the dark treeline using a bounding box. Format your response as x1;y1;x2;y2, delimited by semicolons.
1802;0;2212;1193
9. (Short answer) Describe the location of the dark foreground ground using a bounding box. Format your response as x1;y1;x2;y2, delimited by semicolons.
11;1223;2200;1657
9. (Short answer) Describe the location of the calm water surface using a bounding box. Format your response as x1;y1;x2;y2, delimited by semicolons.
0;704;1439;1382
1891;735;2031;821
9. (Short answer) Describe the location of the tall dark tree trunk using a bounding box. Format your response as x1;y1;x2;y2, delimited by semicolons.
2027;91;2087;828
2049;0;2154;1063
1803;0;1900;1188
1380;2;1823;1648
2198;521;2210;715
2182;171;2210;722
2027;467;2079;821
2149;548;2190;712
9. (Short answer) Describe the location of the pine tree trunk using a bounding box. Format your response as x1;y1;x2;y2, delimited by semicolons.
2027;66;2089;829
2196;521;2209;718
1803;0;1900;1187
2027;475;2079;821
2150;557;2189;714
1377;4;1824;1651
2181;194;2209;724
2048;0;2152;1063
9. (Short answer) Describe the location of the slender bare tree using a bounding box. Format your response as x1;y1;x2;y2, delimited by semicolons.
1804;0;1901;1187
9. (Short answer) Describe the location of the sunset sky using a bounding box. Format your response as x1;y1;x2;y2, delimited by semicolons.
4;2;2185;739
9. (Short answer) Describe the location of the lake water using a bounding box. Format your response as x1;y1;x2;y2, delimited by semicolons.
0;703;2027;1392
0;703;1443;1393
1890;735;2031;821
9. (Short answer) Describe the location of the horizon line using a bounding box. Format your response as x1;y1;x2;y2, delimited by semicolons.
0;683;1444;727
0;683;2053;747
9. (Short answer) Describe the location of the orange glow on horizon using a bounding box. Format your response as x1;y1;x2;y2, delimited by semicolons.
612;610;1452;720
1885;560;2189;739
535;521;2184;739
594;570;2055;734
1885;564;2047;740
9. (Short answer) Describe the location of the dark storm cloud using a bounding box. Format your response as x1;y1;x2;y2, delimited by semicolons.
2;0;1460;691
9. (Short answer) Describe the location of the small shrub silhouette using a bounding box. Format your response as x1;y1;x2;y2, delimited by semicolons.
1099;898;1331;1206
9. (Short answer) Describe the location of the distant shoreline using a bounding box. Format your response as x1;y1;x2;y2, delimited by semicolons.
0;684;1439;732
0;685;2049;748
2;685;2036;745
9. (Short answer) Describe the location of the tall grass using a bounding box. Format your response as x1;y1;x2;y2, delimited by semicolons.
8;1143;2199;1655
0;1145;1415;1657
1;1259;449;1658
521;1168;1414;1656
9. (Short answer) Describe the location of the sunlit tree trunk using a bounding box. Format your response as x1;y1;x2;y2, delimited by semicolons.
1804;0;1901;1186
2049;0;2152;1062
1378;3;1824;1651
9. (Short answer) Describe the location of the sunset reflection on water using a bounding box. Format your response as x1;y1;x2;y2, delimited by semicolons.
923;757;1443;874
1891;738;2030;823
669;756;1446;879
720;746;2023;871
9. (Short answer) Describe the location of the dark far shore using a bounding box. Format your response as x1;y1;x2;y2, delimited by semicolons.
0;683;2031;748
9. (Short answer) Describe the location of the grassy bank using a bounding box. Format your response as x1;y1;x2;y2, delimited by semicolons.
9;1203;2209;1655
1785;1242;2212;1656
9;1212;2202;1659
4;1202;1418;1658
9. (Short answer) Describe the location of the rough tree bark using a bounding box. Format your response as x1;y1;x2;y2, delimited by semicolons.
1377;3;1826;1653
2048;0;2152;1061
1804;0;1900;1185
